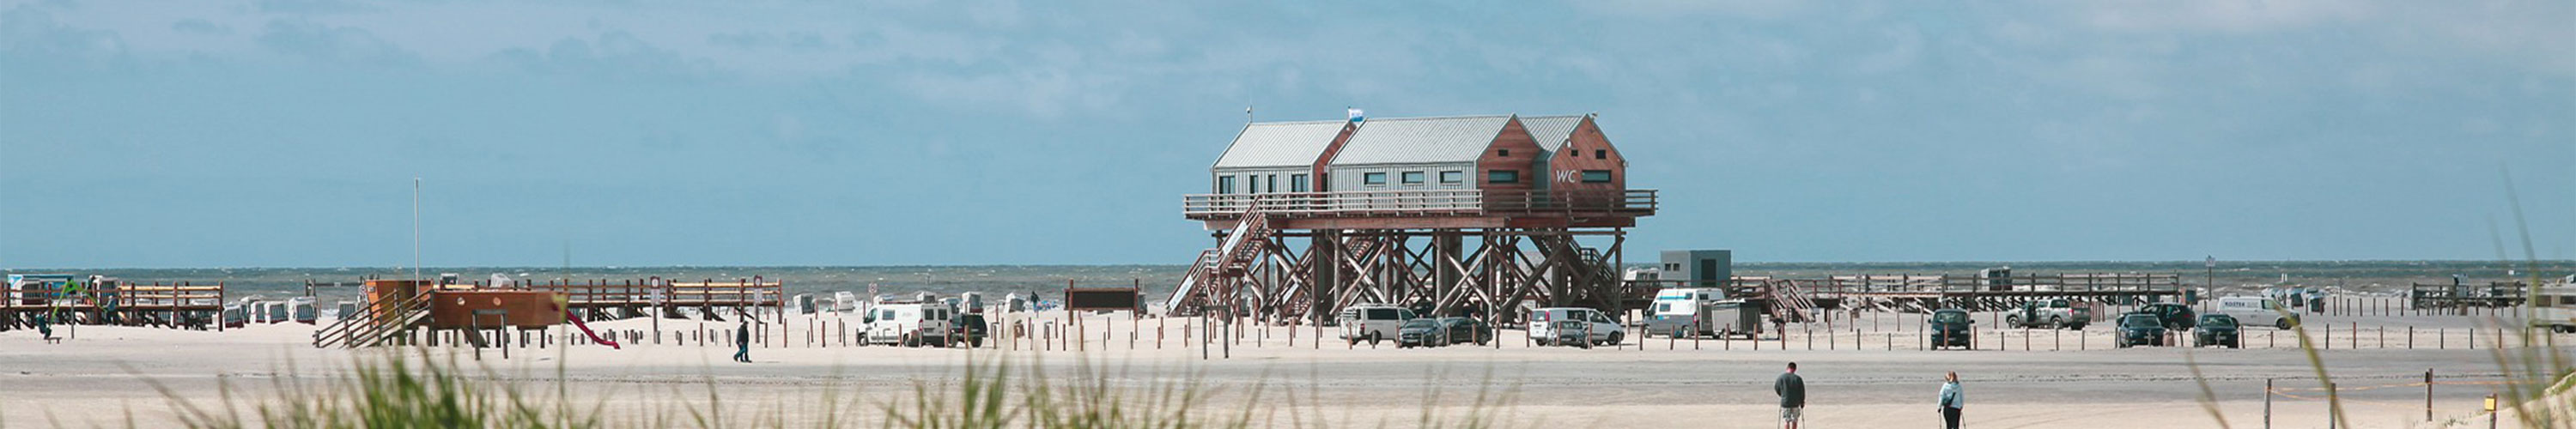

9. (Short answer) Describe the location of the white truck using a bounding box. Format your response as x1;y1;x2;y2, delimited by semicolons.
1529;307;1624;348
1337;305;1416;345
864;302;954;347
2212;296;2300;329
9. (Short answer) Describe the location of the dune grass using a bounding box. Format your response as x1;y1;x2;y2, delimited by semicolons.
133;347;1525;429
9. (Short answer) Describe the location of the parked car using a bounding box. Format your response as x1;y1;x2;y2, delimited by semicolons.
1529;307;1622;347
1396;318;1445;347
1928;308;1974;350
2005;299;2088;329
864;303;953;347
2193;314;2240;348
2214;296;2300;329
1338;305;1417;346
1437;317;1491;346
2140;303;2197;330
2117;312;2168;347
953;312;988;347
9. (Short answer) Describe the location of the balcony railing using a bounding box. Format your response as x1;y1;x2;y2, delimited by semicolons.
1182;189;1656;217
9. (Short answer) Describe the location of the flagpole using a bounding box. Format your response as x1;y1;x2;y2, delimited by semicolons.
414;178;422;282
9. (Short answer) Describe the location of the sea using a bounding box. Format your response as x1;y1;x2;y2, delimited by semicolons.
9;260;2570;305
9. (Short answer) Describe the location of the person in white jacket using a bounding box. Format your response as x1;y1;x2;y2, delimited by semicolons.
1938;372;1965;428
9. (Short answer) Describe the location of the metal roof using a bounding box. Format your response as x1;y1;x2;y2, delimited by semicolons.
1518;115;1583;154
1329;115;1514;165
1212;120;1348;169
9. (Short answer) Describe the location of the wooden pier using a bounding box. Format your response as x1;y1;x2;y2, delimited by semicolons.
3;276;226;330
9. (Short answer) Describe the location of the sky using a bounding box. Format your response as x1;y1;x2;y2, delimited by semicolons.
1;0;2570;269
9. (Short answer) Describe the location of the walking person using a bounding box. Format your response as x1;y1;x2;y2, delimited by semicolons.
1938;372;1965;429
1775;362;1805;429
732;320;752;363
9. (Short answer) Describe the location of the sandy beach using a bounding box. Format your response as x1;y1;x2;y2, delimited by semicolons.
6;308;2567;428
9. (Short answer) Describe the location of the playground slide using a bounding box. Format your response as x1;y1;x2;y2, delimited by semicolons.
556;303;621;349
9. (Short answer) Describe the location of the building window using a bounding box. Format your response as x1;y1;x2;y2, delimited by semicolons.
1267;175;1278;193
1291;174;1309;192
1595;149;1607;160
1364;172;1388;185
1438;171;1461;184
1498;149;1510;157
1486;170;1519;184
1581;170;1613;183
1218;176;1236;194
1400;171;1425;184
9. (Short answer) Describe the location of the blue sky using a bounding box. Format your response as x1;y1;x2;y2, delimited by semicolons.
2;0;2569;268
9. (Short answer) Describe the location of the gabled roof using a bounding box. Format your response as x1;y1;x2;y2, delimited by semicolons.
1518;115;1584;154
1329;115;1515;165
1212;120;1348;169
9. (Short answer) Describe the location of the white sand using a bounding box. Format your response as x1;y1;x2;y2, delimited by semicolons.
3;310;2568;428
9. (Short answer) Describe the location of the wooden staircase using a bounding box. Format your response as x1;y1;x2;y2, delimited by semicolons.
312;293;430;348
1162;213;1272;315
1765;279;1821;323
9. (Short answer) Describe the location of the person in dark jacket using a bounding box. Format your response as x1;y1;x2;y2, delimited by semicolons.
732;320;751;363
1938;372;1965;428
1775;362;1805;429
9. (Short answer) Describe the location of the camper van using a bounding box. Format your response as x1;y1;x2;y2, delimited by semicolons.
864;302;954;347
2213;296;2300;329
1529;307;1623;347
2532;279;2575;333
1643;288;1756;338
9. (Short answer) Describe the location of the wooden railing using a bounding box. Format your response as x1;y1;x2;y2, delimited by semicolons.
313;292;431;348
1182;189;1656;218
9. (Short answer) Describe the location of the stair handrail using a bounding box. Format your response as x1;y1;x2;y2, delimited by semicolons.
312;291;432;348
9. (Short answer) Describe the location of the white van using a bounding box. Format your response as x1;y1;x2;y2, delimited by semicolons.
1529;307;1623;347
1337;305;1416;345
2214;297;2300;329
864;303;954;347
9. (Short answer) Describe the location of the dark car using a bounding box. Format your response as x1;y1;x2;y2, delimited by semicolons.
1436;317;1491;346
2117;313;2167;347
1929;309;1974;350
954;313;989;347
2141;303;2196;329
2192;314;2240;348
1396;318;1445;348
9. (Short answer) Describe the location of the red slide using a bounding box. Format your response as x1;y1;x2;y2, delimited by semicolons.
557;303;620;349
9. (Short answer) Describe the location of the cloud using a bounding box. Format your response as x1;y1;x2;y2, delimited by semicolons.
1;4;125;61
256;0;381;15
170;18;230;35
488;30;716;80
256;19;417;66
708;30;832;51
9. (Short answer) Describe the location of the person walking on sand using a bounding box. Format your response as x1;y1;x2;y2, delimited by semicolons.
732;320;752;363
1938;372;1965;429
1775;362;1805;429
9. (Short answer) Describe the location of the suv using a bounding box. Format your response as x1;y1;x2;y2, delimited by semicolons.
2192;314;2240;348
2116;312;2167;347
2140;303;2196;330
1529;307;1622;348
1928;308;1974;350
1338;305;1416;346
2006;299;2088;329
954;312;989;347
864;303;953;347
